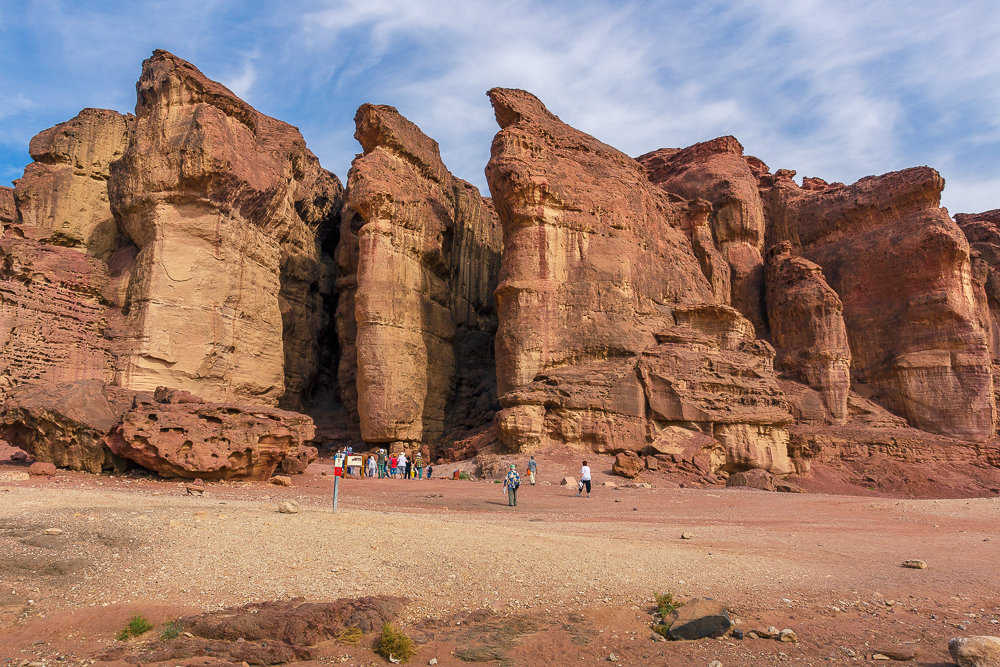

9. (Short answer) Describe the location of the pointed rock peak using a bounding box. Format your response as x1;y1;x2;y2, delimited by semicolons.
353;103;448;184
486;88;560;129
136;49;258;129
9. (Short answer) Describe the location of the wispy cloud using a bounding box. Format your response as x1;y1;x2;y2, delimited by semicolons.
1;0;999;212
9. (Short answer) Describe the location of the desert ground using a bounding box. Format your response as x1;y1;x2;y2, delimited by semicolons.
0;448;997;667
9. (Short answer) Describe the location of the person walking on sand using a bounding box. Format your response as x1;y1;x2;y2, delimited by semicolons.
577;460;592;498
414;451;424;480
503;463;521;507
527;455;537;485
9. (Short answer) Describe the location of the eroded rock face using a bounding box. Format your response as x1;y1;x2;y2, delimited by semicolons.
13;109;130;260
105;389;316;480
0;379;130;473
0;186;14;229
765;168;995;441
956;210;1000;361
339;104;501;446
485;90;791;471
108;50;342;408
639;137;767;333
766;241;850;424
0;226;125;397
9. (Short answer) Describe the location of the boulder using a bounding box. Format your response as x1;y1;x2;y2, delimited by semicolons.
949;636;1000;667
108;50;342;408
28;461;57;476
612;451;643;478
765;167;995;441
339;103;501;446
104;394;317;480
766;242;851;424
725;468;775;491
0;380;129;473
663;598;733;640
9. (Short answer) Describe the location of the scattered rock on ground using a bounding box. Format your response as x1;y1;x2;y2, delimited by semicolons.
902;560;927;569
28;461;57;476
779;628;798;642
612;451;643;478
270;475;292;487
873;646;916;661
663;597;733;640
561;477;576;486
278;500;300;514
43;528;63;535
949;636;1000;666
725;468;775;491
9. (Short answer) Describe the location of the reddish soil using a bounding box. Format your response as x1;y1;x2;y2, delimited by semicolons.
0;444;997;666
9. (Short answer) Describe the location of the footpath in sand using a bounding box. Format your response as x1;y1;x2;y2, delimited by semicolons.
0;457;998;666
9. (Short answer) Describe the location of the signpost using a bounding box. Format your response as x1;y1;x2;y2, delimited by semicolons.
332;452;345;512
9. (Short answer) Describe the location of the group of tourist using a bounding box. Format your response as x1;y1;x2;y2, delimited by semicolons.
363;448;432;479
501;456;591;506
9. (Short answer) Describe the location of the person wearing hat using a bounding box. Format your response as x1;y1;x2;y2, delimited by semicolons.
503;463;521;507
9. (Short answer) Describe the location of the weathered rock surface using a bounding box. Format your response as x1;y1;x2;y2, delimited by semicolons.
339;104;501;446
639;137;767;332
725;468;775;491
13;108;130;260
612;450;643;478
0;226;124;398
104;388;317;480
956;210;1000;361
766;241;850;424
108;50;342;408
0;379;129;473
0;186;14;229
949;635;1000;667
662;597;733;640
765;167;995;441
485;89;791;470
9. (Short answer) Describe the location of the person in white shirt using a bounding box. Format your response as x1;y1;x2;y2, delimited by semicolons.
577;460;592;498
397;452;408;479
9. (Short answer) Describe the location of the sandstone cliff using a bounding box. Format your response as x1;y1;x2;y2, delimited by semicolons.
108;50;342;408
13;108;130;261
764;168;995;442
955;209;1000;361
339;104;501;448
0;186;14;230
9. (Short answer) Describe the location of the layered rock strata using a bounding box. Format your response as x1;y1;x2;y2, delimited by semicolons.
485;89;792;472
0;186;14;229
108;50;342;408
764;168;995;441
13;108;130;260
638;137;768;333
105;388;316;480
338;104;501;447
956;209;1000;360
765;241;850;424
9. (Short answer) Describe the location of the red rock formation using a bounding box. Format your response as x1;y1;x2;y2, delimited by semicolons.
13;108;130;260
764;167;995;442
108;50;342;408
955;209;1000;360
0;379;131;473
339;104;501;447
766;241;850;424
0;186;14;229
0;225;124;396
638;137;767;333
485;89;792;472
105;389;316;480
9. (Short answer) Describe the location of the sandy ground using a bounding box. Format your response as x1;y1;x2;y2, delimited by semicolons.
0;453;998;666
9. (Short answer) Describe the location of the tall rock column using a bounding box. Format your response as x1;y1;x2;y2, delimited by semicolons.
765;241;850;424
638;137;768;333
764;168;995;441
339;104;501;447
108;50;342;407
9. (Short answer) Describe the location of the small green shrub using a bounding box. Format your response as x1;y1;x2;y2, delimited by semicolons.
374;622;415;663
654;591;682;617
160;619;181;640
335;626;364;644
117;614;153;641
651;623;671;639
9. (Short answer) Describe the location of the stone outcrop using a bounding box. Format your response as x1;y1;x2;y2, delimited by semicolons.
104;387;316;480
638;137;767;333
108;50;342;408
956;209;1000;360
0;379;130;473
485;89;792;472
0;186;14;229
0;225;124;397
338;104;501;447
765;241;850;424
13;108;130;260
764;167;995;442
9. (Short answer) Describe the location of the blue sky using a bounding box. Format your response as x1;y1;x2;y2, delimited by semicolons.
1;0;999;213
